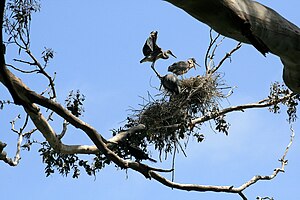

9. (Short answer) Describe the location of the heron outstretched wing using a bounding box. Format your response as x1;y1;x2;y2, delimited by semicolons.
142;31;159;56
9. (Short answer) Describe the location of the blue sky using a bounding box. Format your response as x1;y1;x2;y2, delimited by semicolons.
1;0;300;199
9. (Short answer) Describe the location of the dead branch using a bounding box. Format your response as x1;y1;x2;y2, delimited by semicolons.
146;124;295;200
6;63;39;73
209;42;242;74
205;30;220;72
256;197;274;200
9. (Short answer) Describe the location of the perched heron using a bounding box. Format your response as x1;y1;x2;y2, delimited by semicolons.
140;31;176;67
161;73;181;95
165;0;300;94
168;58;200;75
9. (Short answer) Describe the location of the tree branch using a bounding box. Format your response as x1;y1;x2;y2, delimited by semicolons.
0;2;296;199
191;93;295;126
147;125;295;199
236;125;294;191
0;137;22;166
108;124;146;144
209;42;242;74
205;30;220;72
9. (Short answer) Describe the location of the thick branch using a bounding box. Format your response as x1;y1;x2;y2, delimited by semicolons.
0;140;21;166
108;124;146;144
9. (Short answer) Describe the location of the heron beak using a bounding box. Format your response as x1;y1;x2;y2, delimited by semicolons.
170;52;177;58
194;62;200;69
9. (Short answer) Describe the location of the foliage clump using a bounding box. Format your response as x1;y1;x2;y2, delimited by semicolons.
65;90;85;117
39;142;110;178
268;82;300;123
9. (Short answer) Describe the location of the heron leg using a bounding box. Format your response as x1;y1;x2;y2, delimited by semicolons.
151;61;161;78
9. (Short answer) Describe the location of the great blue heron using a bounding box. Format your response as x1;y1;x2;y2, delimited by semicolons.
168;58;200;75
165;0;300;94
160;73;181;95
140;31;176;68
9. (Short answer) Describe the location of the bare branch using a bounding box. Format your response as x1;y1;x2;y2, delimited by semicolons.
209;42;242;74
13;58;36;65
149;171;238;193
25;49;57;99
10;114;21;134
0;136;22;166
236;126;294;192
0;140;18;166
145;124;295;200
239;192;248;200
191;92;295;126
256;197;274;200
204;30;220;72
13;128;23;165
6;63;39;73
57;120;69;140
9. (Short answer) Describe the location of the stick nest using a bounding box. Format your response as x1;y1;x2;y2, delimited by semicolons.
133;74;226;153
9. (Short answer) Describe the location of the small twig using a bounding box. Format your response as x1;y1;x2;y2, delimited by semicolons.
205;30;220;72
210;36;225;60
220;86;237;98
25;49;57;98
171;142;176;183
210;42;242;74
6;63;39;73
256;197;274;200
10;114;21;134
13;58;36;65
176;140;187;157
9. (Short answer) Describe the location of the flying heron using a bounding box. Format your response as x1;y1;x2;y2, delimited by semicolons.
160;73;181;95
168;58;200;76
140;31;176;68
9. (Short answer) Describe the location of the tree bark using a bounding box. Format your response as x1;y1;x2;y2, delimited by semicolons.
165;0;300;94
